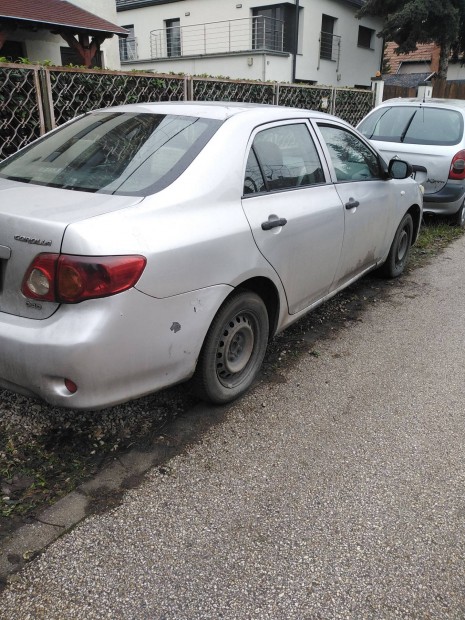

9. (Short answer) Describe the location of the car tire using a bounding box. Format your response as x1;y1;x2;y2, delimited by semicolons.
193;291;269;404
379;213;413;278
452;201;465;228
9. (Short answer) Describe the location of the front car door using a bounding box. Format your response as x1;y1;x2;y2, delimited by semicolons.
241;121;345;315
315;122;393;290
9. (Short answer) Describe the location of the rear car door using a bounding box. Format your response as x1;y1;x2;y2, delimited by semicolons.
315;122;392;290
241;121;344;315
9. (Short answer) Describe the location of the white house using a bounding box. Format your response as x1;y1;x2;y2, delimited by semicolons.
116;0;383;87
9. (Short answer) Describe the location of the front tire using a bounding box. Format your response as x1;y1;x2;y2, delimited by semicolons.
193;291;269;404
380;213;413;278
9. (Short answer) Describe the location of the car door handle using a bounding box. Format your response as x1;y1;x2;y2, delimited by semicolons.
261;218;288;230
345;199;360;210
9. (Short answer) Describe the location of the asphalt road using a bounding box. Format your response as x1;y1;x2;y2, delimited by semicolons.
2;238;465;619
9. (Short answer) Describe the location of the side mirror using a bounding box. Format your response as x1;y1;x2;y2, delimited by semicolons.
388;158;413;180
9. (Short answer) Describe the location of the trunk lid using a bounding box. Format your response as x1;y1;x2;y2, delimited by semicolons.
374;141;453;195
0;178;143;319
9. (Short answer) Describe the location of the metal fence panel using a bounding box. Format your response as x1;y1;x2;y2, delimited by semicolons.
0;63;375;161
0;63;45;160
46;68;186;127
278;84;333;113
193;78;275;104
333;88;375;126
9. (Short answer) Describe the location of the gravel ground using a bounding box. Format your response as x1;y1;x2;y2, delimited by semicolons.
1;237;465;619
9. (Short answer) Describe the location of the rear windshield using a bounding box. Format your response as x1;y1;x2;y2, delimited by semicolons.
0;112;221;196
358;106;463;146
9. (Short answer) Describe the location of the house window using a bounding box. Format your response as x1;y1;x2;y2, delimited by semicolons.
165;18;181;57
120;25;137;61
252;4;297;53
320;14;336;60
358;26;374;49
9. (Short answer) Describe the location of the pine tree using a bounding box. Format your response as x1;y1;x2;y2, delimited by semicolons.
358;0;465;79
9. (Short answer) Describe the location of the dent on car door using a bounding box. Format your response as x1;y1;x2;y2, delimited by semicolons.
316;123;393;289
241;121;345;315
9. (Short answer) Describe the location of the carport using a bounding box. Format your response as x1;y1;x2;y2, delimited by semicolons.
0;0;127;67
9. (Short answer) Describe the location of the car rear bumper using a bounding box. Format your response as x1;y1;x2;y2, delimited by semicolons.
0;285;231;410
423;181;465;215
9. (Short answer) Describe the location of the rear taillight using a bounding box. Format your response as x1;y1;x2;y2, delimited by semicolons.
22;254;146;303
449;150;465;180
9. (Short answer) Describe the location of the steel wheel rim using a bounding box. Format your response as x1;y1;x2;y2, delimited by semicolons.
396;228;409;264
216;312;256;387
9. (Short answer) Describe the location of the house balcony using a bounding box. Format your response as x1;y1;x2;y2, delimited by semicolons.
149;16;286;60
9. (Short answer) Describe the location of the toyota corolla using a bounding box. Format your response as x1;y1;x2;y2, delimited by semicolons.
0;102;422;409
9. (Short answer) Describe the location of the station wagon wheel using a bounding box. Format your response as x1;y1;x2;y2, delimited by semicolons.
193;291;269;404
452;201;465;228
380;213;413;278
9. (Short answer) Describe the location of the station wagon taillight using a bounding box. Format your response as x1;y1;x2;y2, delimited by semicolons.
22;254;146;303
449;150;465;180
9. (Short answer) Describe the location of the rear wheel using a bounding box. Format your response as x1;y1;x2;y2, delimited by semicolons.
379;213;413;278
193;291;269;404
451;201;465;228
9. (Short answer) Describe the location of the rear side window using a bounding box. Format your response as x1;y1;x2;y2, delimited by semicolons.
359;106;463;146
0;112;221;196
243;123;325;194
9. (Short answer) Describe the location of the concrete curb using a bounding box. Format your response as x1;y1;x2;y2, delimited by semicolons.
0;401;227;586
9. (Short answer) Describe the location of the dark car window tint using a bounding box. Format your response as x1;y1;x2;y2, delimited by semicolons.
358;106;463;146
249;124;325;192
244;149;265;194
318;124;381;182
0;112;221;196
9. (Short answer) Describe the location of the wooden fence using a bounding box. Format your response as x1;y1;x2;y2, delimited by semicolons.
433;79;465;99
383;79;465;101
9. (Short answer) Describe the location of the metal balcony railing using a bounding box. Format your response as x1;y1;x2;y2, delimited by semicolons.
150;16;285;59
119;37;138;61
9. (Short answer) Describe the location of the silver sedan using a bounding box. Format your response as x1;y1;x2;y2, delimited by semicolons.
0;102;422;409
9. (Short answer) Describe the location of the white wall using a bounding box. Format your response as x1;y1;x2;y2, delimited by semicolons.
126;53;292;82
116;0;383;87
447;62;465;81
297;0;383;87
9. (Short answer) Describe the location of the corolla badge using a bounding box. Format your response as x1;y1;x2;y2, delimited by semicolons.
14;235;52;246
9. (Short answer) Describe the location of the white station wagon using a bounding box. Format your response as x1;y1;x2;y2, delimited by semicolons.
358;98;465;226
0;102;422;409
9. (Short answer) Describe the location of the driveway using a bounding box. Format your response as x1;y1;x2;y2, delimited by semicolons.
2;238;465;619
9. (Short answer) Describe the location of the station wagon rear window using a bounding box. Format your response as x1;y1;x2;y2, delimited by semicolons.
0;112;221;196
358;106;463;146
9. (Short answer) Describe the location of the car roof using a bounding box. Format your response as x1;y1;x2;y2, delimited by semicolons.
380;97;465;111
89;100;339;123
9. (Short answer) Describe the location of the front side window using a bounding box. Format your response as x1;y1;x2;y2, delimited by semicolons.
0;112;221;196
244;123;325;194
358;106;464;146
318;124;381;182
